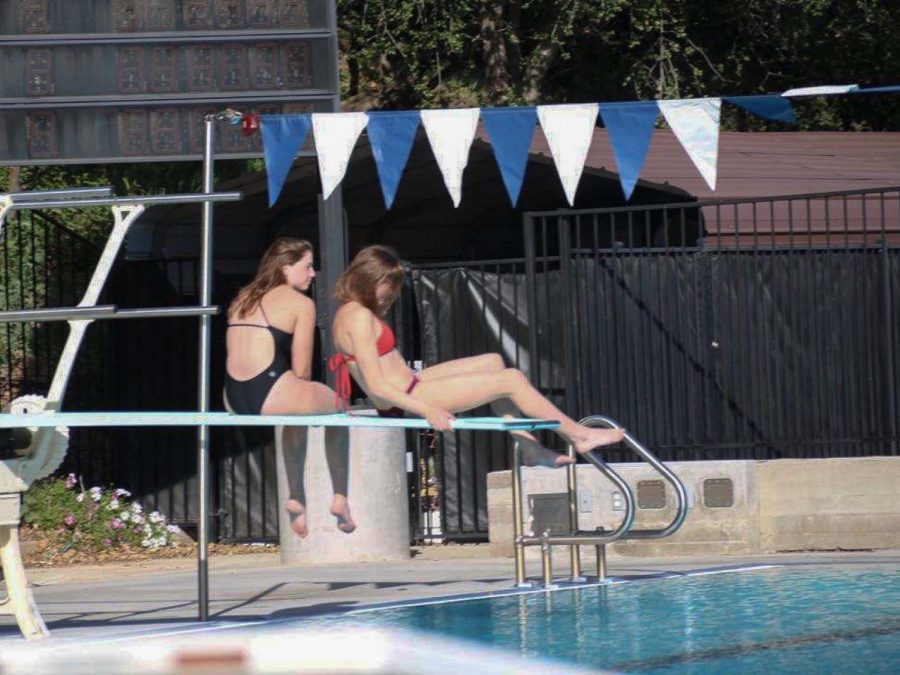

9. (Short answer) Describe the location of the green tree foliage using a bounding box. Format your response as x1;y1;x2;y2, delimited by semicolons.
337;0;899;130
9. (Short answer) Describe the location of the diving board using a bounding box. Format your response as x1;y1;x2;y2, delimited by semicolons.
0;412;560;432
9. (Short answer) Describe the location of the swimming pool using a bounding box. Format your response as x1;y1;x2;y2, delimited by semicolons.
310;563;900;674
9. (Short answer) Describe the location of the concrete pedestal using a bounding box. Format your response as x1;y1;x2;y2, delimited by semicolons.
275;423;409;564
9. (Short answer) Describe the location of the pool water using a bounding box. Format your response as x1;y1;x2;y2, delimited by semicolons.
310;564;900;674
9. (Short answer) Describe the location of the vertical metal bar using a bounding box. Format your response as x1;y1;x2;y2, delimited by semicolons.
730;203;743;454
659;208;674;454
882;231;898;455
557;218;575;418
196;114;215;622
541;219;552;402
596;543;607;580
861;195;878;452
511;438;527;586
2;216;12;402
523;215;539;386
541;533;553;587
565;442;581;580
17;216;28;389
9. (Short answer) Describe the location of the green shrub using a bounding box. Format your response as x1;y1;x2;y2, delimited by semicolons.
22;474;176;551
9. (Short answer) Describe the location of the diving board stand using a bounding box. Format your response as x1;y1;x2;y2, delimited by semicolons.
0;179;241;639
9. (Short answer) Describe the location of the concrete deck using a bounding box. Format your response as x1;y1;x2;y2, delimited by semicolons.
2;547;898;645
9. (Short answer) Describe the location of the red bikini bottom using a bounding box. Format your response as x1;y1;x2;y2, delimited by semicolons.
376;375;421;418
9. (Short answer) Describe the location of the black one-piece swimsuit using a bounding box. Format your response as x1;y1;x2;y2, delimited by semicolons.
224;305;293;414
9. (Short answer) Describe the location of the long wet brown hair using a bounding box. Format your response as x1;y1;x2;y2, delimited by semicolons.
228;238;313;320
334;245;406;315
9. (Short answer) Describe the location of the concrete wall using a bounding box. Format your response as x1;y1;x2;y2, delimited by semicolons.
757;457;900;552
487;457;900;564
277;425;409;564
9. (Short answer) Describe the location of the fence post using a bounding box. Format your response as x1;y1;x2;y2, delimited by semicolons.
557;217;576;417
523;215;539;388
882;238;898;455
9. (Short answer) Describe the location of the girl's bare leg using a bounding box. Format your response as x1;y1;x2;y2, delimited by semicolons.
264;377;356;535
418;353;504;382
325;426;356;533
420;354;561;462
411;368;624;454
281;426;309;538
425;355;582;463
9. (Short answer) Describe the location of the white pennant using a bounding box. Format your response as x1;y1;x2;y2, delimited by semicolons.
420;108;480;207
312;112;368;199
782;84;859;97
536;103;599;206
658;98;722;190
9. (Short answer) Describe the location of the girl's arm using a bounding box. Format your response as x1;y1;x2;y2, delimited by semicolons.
342;307;454;430
290;294;317;380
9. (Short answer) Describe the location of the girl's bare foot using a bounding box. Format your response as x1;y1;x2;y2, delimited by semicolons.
330;494;357;534
572;427;625;455
285;499;308;538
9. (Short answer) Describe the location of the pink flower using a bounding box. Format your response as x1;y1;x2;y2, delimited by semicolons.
64;513;76;527
109;518;124;530
64;473;77;489
103;538;112;547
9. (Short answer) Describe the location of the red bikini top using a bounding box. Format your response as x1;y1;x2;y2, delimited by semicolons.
328;319;396;407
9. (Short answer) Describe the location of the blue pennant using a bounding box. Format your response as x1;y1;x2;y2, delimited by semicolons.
481;107;537;207
855;85;900;94
724;95;796;123
366;111;420;209
261;114;311;207
598;102;659;201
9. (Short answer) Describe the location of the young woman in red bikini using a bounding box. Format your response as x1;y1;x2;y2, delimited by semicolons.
225;238;356;537
329;245;625;466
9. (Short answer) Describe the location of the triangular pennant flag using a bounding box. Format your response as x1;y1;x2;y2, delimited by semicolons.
782;84;859;97
659;98;722;190
481;107;537;207
855;85;900;94
724;95;796;123
536;103;599;206
420;108;480;207
598;101;659;200
366;111;420;209
311;112;368;199
260;114;311;207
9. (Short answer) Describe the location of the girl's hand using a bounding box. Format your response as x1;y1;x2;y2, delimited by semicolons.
425;406;456;431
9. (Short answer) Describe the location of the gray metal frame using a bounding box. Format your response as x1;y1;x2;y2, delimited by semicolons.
0;178;241;622
511;416;689;587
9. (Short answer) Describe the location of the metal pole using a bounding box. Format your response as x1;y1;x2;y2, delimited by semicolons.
8;186;113;201
523;215;539;387
596;543;607;580
0;304;219;324
883;238;898;455
540;531;553;587
197;114;216;621
565;442;582;581
8;192;240;210
511;439;527;586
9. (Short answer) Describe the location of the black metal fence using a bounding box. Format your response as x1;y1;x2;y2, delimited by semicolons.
0;222;278;542
405;186;900;541
0;209;123;484
5;186;898;544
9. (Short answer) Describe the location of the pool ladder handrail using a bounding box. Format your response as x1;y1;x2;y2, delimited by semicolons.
511;415;689;587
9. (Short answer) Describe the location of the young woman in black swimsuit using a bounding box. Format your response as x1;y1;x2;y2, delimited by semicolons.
330;245;625;466
225;238;355;537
